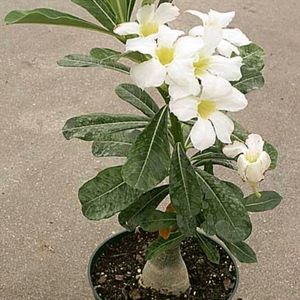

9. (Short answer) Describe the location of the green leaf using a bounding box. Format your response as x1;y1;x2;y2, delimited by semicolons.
192;151;236;170
90;48;121;61
122;106;170;192
243;191;282;212
62;113;148;141
145;232;184;260
159;0;174;4
127;0;137;21
139;211;177;232
224;181;244;198
71;0;117;30
92;130;140;157
57;54;130;73
196;169;252;243
142;0;156;5
4;8;110;34
224;241;257;263
232;43;265;94
232;121;278;169
196;233;220;264
115;84;159;118
79;166;141;220
170;143;204;236
118;185;169;230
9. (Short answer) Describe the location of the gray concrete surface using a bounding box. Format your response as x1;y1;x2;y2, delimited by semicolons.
0;0;299;299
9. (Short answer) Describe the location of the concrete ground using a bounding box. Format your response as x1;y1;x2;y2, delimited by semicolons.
0;0;299;299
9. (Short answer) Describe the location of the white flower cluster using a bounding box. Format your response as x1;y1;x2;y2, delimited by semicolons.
114;3;271;189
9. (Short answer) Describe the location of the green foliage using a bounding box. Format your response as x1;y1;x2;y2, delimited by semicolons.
232;43;265;94
115;84;159;118
145;232;184;260
119;185;169;230
142;0;156;5
170;144;204;236
62;113;149;141
224;241;257;263
243;191;282;212
122;106;170;192
196;169;252;243
196;233;220;264
90;48;122;61
4;8;110;34
232;121;278;169
92;130;140;157
79;166;141;220
57;54;130;73
139;211;177;232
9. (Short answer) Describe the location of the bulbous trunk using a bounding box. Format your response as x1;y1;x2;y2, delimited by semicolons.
140;246;190;296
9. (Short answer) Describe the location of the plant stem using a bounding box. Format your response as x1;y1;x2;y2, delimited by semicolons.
157;86;184;147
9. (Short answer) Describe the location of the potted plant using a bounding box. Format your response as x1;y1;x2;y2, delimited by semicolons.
5;0;282;299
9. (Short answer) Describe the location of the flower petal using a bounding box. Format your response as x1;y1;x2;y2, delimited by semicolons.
158;25;184;48
209;111;234;144
223;28;251;46
217;40;240;58
208;55;243;81
189;25;204;37
186;10;209;24
175;36;204;59
169;96;198;121
259;151;271;172
167;76;201;100
245;160;265;183
245;134;264;153
153;3;180;24
223;141;248;158
126;36;156;56
114;22;139;35
137;4;155;24
209;10;235;27
237;155;249;180
190;118;216;151
130;59;166;89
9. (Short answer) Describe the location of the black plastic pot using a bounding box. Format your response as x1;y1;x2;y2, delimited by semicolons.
88;230;239;300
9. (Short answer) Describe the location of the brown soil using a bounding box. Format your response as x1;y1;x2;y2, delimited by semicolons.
91;230;237;299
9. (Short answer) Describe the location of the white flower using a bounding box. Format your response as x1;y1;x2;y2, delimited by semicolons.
169;76;247;151
127;26;202;90
223;134;271;194
114;3;179;37
188;9;251;57
166;35;243;100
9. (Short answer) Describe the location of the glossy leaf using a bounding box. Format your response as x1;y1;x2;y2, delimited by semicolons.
79;166;141;220
71;0;117;30
4;8;110;34
92;130;140;157
170;143;204;235
115;84;159;118
196;233;220;264
122;106;170;192
145;232;184;260
232;43;265;94
192;151;236;170
224;241;257;263
243;191;282;212
139;211;177;232
118;185;169;230
57;54;130;73
232;121;278;169
62;113;148;141
196;169;252;243
90;48;121;61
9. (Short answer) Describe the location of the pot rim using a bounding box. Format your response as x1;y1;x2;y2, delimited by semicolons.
87;230;240;300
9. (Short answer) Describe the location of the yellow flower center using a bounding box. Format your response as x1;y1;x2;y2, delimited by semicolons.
245;151;260;163
156;47;175;65
140;22;159;37
197;100;216;119
193;56;211;77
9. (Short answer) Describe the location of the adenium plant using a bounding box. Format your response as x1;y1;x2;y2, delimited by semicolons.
5;0;282;296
